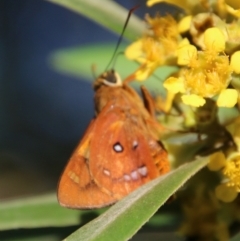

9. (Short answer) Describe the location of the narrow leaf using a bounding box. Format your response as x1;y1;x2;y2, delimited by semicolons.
64;158;208;241
0;194;103;230
46;0;145;40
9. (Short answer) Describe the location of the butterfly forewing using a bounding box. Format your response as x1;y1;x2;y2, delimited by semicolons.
89;106;160;200
57;120;117;208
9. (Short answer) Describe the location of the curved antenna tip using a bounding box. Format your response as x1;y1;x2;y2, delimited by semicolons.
104;5;140;71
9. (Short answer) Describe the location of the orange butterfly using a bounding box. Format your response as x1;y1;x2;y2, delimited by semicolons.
57;70;170;209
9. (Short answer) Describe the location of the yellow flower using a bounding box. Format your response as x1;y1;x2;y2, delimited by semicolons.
208;151;240;202
177;44;197;66
226;0;240;10
208;152;226;171
203;27;226;52
230;51;240;74
145;14;179;40
215;183;238;202
134;61;159;81
224;0;240;18
163;77;185;94
178;15;192;33
125;37;163;80
125;39;143;62
163;27;237;107
125;14;180;80
223;152;240;191
181;94;206;107
189;13;225;50
217;89;238;107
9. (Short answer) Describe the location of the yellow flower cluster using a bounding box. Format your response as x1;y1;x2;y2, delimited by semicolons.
126;0;240;108
125;14;181;80
164;27;238;107
207;116;240;203
208;151;240;202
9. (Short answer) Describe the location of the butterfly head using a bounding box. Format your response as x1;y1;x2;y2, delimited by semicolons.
94;69;122;90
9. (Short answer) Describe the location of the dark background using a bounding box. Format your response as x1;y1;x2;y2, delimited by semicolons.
0;0;172;198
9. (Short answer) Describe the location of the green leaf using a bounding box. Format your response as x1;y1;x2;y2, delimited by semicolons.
2;233;60;241
45;0;145;40
49;43;178;94
0;194;104;230
64;158;208;241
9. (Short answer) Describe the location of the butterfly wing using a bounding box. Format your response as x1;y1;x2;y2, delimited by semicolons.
57;120;117;209
58;99;169;209
89;106;160;201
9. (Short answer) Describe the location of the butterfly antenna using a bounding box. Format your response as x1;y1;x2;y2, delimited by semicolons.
104;5;140;71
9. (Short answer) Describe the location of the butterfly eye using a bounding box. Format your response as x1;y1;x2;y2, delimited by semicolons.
132;140;138;150
113;142;124;153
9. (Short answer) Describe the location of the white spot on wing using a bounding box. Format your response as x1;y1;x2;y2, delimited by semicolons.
103;169;111;176
130;170;139;180
138;166;148;177
132;140;138;149
113;143;123;152
123;174;131;181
